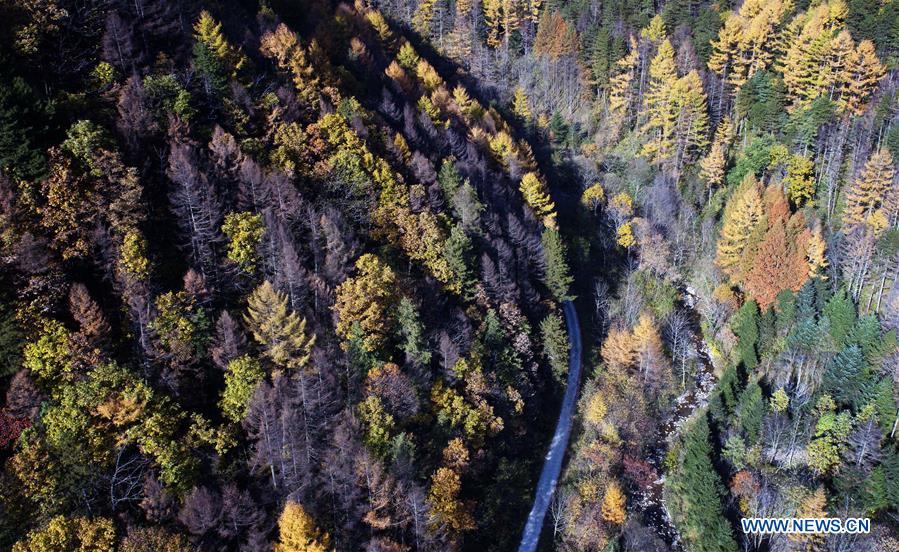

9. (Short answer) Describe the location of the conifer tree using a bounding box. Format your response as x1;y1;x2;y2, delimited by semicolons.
667;414;738;552
716;175;764;282
782;2;850;110
743;187;811;308
608;37;640;133
732;300;760;369
641;39;678;164
512;87;532;122
519;172;557;227
540;313;569;382
671;70;710;171
700;138;726;193
193;11;246;77
244;281;315;371
274;502;330;552
806;225;829;278
260;24;319;107
839;39;884;115
541;229;573;301
601;480;627;525
843;148;894;229
333;254;397;351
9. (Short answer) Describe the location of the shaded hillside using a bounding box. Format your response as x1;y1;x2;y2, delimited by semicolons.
0;0;577;549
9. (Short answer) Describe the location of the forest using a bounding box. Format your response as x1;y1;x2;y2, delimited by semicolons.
0;0;897;550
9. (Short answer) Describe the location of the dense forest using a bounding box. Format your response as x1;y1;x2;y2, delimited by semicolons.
0;0;898;550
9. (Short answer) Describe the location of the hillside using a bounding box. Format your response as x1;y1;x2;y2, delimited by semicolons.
3;0;899;550
0;0;577;549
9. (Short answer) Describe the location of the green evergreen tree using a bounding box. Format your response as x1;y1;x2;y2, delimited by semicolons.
710;365;741;421
539;313;569;383
396;297;431;365
775;289;797;335
823;289;857;348
0;75;46;180
731;300;759;369
667;414;738;552
757;307;776;357
541;229;574;301
444;224;475;294
736;381;765;442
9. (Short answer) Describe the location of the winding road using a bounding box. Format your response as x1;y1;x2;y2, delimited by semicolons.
517;300;583;552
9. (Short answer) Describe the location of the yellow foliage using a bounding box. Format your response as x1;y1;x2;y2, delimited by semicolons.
333;254;397;351
428;467;475;532
364;9;393;44
519;172;557;227
601;480;627;525
616;222;636;248
585;391;608;426
512;87;531;121
580;183;606;212
416;59;444;91
13;516;115;552
274;502;331;552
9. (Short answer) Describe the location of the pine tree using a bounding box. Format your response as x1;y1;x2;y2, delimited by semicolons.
590;28;612;90
333;254;398;352
244;281;315;371
541;229;574;301
716;175;764;282
736;381;765;441
823;288;857;347
601;480;627;525
667;414;738;551
843;148;894;229
274;502;330;552
641;39;678;164
839;39;884;115
732;300;760;369
540;313;569;382
608;37;640;133
519;172;557;227
396;297;431;365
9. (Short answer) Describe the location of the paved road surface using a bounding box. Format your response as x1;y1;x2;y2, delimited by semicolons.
517;300;583;552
